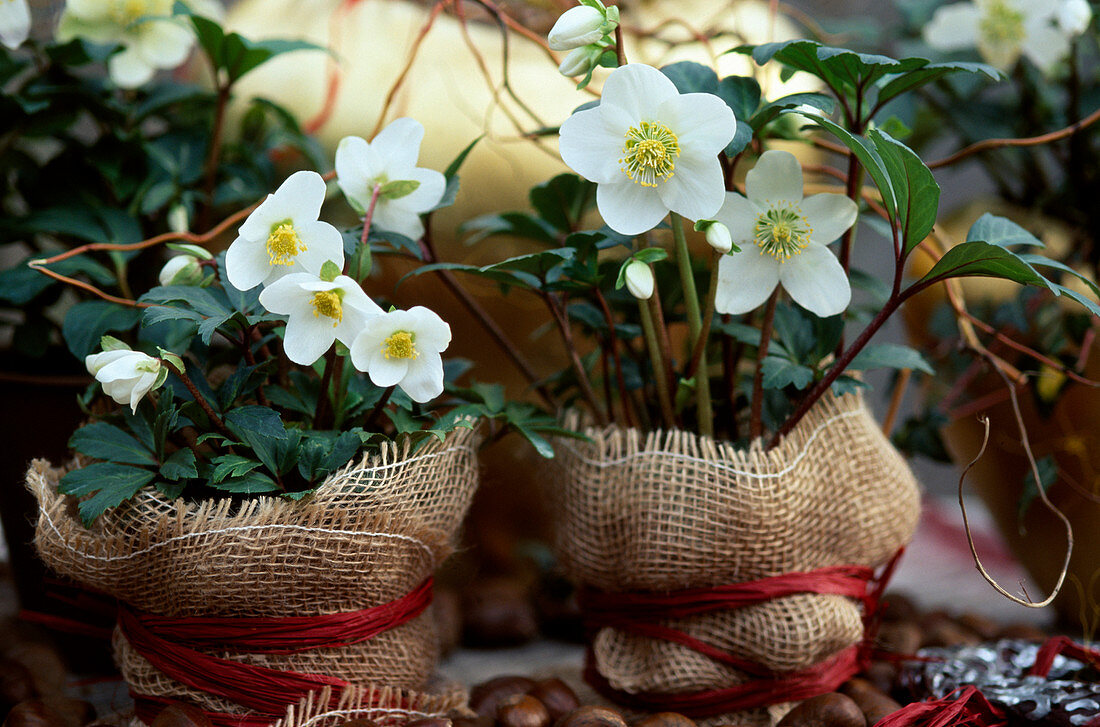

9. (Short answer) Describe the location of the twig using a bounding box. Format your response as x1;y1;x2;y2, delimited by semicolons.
957;382;1073;608
639;298;675;428
750;290;779;440
595;288;636;427
881;368;911;436
546;292;606;424
365;385;395;431
163;358;233;439
929;105;1100;169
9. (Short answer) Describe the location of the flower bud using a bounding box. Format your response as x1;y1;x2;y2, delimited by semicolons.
623;259;654;300
558;45;600;77
704;222;733;254
158;254;204;286
85;349;164;413
548;5;606;51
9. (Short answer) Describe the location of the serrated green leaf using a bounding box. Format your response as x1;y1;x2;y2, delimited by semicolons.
761;357;814;390
211;454;263;483
749;92;835;131
211;470;281;493
867;128;939;254
967;213;1043;249
918;241;1049;288
59;463;156;526
159;448;198;480
225;405;287;473
799;113;896;222
876;61;1001;108
70;422;157;466
849;343;934;374
63;302;142;359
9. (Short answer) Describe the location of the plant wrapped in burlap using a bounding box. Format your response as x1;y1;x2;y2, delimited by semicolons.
27;427;480;725
550;392;920;727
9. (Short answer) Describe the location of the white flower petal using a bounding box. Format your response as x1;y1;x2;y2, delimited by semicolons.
390;167;446;214
713;192;761;245
372;203;425;241
0;0;31;50
657;151;726;222
559;105;633;185
399;352;444;403
225;238;274;291
371;117;424;172
129;370;157;413
802;193;858;245
745;149;803;206
714;249;780;315
86;349;134;375
548;5;605;50
408;306;451;351
281;314;334;365
258;273;314;315
293;220;345;274
65;0;113;22
596;181;668;236
1021;20;1071;74
236;193;282;242
368;355;410;388
336;136;383;211
134;18;193;68
108;45;155;88
599;63;678;120
656;93;736;157
271;171;327;227
923;2;982;50
778;244;851;317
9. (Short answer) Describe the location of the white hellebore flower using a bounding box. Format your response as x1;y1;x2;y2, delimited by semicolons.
225;171;344;292
548;5;605;50
923;0;1086;75
1057;0;1092;36
335;118;447;242
559;63;735;236
0;0;30;50
623;259;654;300
56;0;195;88
350;307;451;404
86;349;163;413
714;150;857;318
258;272;383;366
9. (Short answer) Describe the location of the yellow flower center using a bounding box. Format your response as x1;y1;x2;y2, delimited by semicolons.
310;291;343;326
110;0;163;25
382;331;418;360
978;0;1026;67
620;121;680;187
266;222;307;267
754;203;812;261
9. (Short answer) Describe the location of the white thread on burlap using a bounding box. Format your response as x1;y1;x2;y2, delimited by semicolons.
36;506;434;562
298;707;434;727
558;408;863;476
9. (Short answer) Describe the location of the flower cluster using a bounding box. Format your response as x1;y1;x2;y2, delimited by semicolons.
549;0;620;83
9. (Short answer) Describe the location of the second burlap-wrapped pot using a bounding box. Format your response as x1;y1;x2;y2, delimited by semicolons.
550;392;920;727
28;427;480;727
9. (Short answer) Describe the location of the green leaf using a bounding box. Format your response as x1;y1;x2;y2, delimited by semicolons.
797;113;896;217
63;302;142;359
444;135;482;179
749;92;835;131
189;15;326;83
70;422;157;466
225;405;288;473
211;454;263;483
761;357;814;390
460;212;559;245
867;128;939;254
529;174;597;233
849;343;934;374
159;448;198;480
0;254;115;305
715;75;761;122
378;179;421;200
918;241;1050;288
660;61;717;94
876;61;1001;108
59;463;156;526
211;470;281;493
741;40;927;96
966;213;1043;249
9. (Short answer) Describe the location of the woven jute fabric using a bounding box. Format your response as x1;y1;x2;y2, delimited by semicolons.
28;426;480;725
549;392;920;727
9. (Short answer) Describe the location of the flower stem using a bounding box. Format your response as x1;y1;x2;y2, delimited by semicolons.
365;385;395;431
750;289;779;441
314;350;337;429
638;298;675;429
613;23;627;66
354;183;383;281
595;288;636;427
163;358;233;439
546;292;606;424
670;212;712;438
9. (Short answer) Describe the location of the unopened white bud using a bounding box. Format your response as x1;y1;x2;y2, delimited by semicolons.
704;222;733;254
548;5;606;51
159;254;204;286
558;45;600;77
624;259;654;300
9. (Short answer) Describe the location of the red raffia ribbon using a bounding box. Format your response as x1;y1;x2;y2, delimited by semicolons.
578;555;904;719
119;578;434;726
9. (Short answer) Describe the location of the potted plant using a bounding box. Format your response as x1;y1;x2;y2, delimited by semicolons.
887;0;1100;631
11;3;567;724
413;1;1100;723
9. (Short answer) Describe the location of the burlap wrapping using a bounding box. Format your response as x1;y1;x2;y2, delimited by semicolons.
550;392;920;726
27;426;481;725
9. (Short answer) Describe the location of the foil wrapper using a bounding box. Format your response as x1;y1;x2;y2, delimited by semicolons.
899;640;1100;726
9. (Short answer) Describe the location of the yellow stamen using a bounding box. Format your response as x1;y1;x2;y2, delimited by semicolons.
978;0;1026;68
620;121;680;187
310;291;343;327
382;331;418;360
266;222;307;267
754;203;813;261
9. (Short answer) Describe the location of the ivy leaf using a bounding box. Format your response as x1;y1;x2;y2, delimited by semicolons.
59;463;156;526
69;422;157;466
